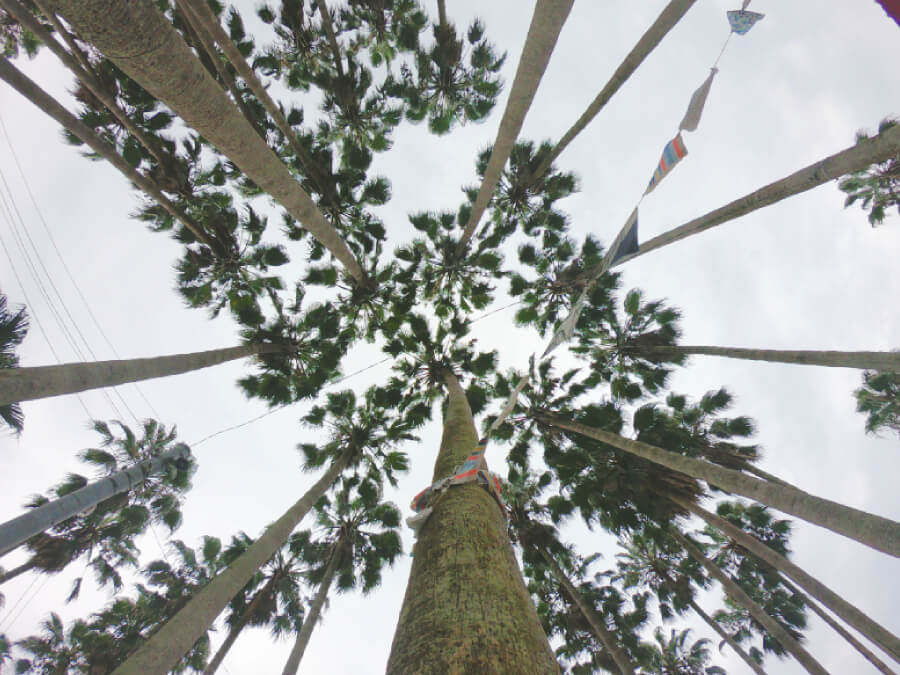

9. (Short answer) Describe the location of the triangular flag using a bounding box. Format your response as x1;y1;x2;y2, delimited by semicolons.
679;68;718;133
541;288;589;359
645;133;688;195
609;209;639;265
727;10;764;35
875;0;900;27
487;373;530;433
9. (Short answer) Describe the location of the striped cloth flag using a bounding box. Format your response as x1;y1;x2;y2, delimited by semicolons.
645;133;688;195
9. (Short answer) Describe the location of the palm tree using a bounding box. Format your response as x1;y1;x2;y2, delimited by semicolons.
637;344;900;372
281;486;402;673
53;0;366;281
855;370;900;438
0;342;286;406
644;627;725;675
0;292;28;434
340;0;426;68
838;117;900;225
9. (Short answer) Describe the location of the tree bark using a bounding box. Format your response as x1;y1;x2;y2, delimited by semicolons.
435;0;447;30
0;56;213;247
203;576;276;675
579;122;900;277
111;449;352;674
779;577;896;675
672;530;828;675
646;345;900;372
51;0;365;281
281;540;345;675
0;342;283;405
538;412;900;558
456;0;574;256
530;0;697;182
0;559;36;584
672;496;900;664
386;371;558;674
538;547;635;675
315;0;346;79
688;598;767;675
0;444;190;558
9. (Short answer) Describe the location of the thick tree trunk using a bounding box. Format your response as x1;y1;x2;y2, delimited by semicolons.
387;371;557;674
673;530;828;675
203;577;276;675
0;56;212;246
538;412;900;557
0;444;190;558
456;0;574;255
688;598;767;675
52;0;365;281
281;540;345;675
578;122;900;276
779;577;896;675
112;450;352;674
648;345;900;372
743;465;798;489
539;548;635;675
673;496;900;664
0;559;36;584
531;0;697;182
0;343;282;405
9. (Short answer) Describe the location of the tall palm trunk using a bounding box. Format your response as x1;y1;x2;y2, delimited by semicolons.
779;577;896;675
0;343;283;406
688;598;767;675
580;122;900;278
315;0;346;79
671;496;900;664
537;412;900;557
0;560;36;584
0;57;212;247
538;547;635;675
281;540;345;675
743;465;797;489
52;0;365;282
0;444;190;558
203;576;276;675
530;0;697;183
387;371;558;673
111;450;352;674
435;0;447;29
672;530;828;675
455;0;574;255
646;345;900;372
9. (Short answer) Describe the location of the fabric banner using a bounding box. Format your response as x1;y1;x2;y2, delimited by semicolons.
607;208;640;266
645;133;688;195
486;373;530;433
727;10;765;35
540;287;589;358
875;0;900;27
679;68;718;132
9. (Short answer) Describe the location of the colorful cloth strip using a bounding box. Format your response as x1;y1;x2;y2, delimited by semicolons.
645;132;688;195
727;9;764;35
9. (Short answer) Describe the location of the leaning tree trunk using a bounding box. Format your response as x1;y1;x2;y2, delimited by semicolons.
538;547;635;675
579;121;900;278
0;444;190;557
537;412;900;557
203;576;276;675
646;345;900;372
0;343;283;406
672;530;828;675
456;0;574;255
671;496;900;664
530;0;697;182
386;371;558;673
0;560;36;585
0;56;212;247
281;540;345;675
52;0;365;282
779;577;896;675
687;598;767;675
111;450;352;674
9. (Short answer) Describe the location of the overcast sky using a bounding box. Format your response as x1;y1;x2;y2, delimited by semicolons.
1;1;899;673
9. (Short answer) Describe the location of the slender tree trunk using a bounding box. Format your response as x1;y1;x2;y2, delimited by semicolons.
0;559;36;584
538;547;635;675
580;122;900;277
111;450;352;674
743;465;798;489
0;343;283;406
203;576;276;675
0;56;213;247
538;412;900;557
435;0;447;29
387;371;558;673
672;496;900;664
32;0;93;72
779;577;896;675
646;345;900;372
456;0;574;255
0;444;190;558
281;540;345;675
315;0;346;78
530;0;697;182
688;598;767;675
52;0;365;281
672;530;828;675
